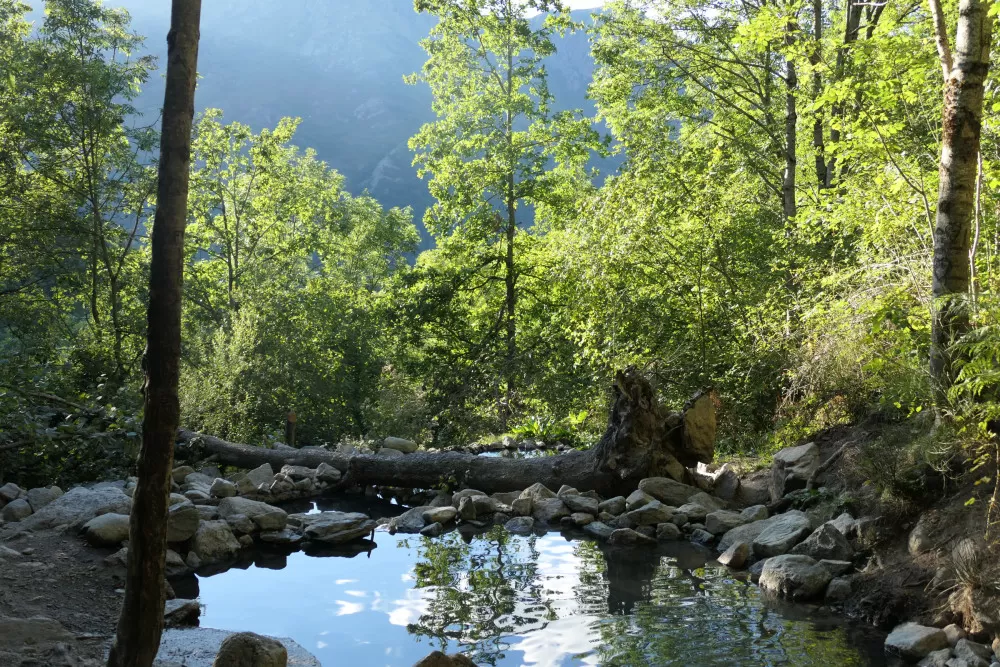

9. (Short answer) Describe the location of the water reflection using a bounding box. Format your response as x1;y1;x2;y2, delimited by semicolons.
191;497;886;666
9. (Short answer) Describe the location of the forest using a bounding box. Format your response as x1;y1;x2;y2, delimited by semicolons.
1;0;999;664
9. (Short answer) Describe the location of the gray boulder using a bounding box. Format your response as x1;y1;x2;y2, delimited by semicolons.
210;478;237;499
302;512;375;544
626;500;674;526
790;524;852;561
520;483;557;503
741;505;769;522
759;554;832;601
420;522;444;537
171;466;196;484
562;494;599;515
26;486;63;511
389;506;432;534
0;483;24;503
217;497;287;532
625;489;655;511
315;462;341;484
676;502;710;523
12;485;131;531
511;497;532;517
165;599;202;628
638;477;700;506
1;498;31;522
167;503;202;542
718;541;750;569
260;529;303;545
656;522;681;540
826;512;858;538
532;498;569;524
917;649;952;667
608;528;656;546
885;623;950;661
714;466;741;501
505;516;535;535
245;463;275;488
818;559;853;577
690;528;715;545
225;513;256;535
706;510;746;535
191;520;241;564
383;437;418;453
752;511;812;558
213;631;288;667
773;442;820;484
955;638;993;667
598;496;627;516
584;522;615;540
825;577;852;602
82;512;130;546
377;447;404;458
423;506;458;525
458;496;477;521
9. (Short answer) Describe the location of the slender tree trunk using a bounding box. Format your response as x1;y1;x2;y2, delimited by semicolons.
106;2;200;665
826;0;862;187
929;0;993;393
502;43;517;425
811;0;827;188
783;20;798;220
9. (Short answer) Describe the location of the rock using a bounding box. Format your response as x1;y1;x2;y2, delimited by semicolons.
217;497;287;532
625;489;656;511
626;500;674;526
458;496;477;521
471;495;507;515
827;512;857;538
955;638;993;666
377;447;404;458
885;623;950;661
741;505;769;522
245;464;275;489
167;503;201;542
302;512;375;544
213;631;288;667
452;489;487;505
0;545;21;560
759;554;832;601
511;497;532;517
818;559;853;577
184;472;216;490
26;486;62;511
562;494;599;515
1;498;32;522
532;498;569;524
676;502;710;523
599;496;627;516
749;558;768;583
315;462;341;484
773;442;820;484
260;529;303;545
184;489;212;503
608;528;656;546
210;478;237;499
164;599;201;628
278;465;313;481
706;510;746;535
557;485;579;496
0;483;24;503
909;518;935;556
238;534;254;549
638;477;700;506
656;522;681;541
520;483;557;502
918;649;953;667
429;492;453;508
225;513;256;535
0;615;75;651
944;624;968;646
383;436;418;453
714;466;741;501
689;491;726;513
690;528;715;545
569;512;594;526
413;651;477;667
195;505;220;521
584;521;615;540
420;522;444;537
826;577;852;602
505;516;535;535
752;511;812;558
172;466;196;484
389;506;432;534
191;520;241;564
670;513;688;527
158;627;318;667
790;524;853;561
186;551;203;569
718;542;750;569
422;506;458;525
82;512;130;546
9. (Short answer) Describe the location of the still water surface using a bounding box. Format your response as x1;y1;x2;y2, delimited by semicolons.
190;497;887;667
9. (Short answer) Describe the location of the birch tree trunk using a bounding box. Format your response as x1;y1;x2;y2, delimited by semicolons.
107;2;201;665
929;0;994;393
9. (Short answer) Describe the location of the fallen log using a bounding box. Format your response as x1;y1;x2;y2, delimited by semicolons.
177;368;716;496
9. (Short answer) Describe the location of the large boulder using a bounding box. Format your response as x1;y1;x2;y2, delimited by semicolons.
719;518;771;552
210;478;237;499
213;631;288;667
0;483;25;503
26;486;63;511
423;506;458;525
82;512;130;546
389;506;432;534
790;524;853;562
752;511;812;558
159;627;319;667
217;497;287;532
191;521;241;564
884;623;949;661
625;500;674;526
382;437;418;454
714;466;741;501
1;498;31;522
245;463;275;489
773;443;820;486
705;510;746;536
598;496;627;516
167;503;202;542
532;498;569;524
302;512;375;544
520;483;557;503
413;651;476;667
10;485;131;532
315;463;341;485
759;554;832;601
504;516;535;535
638;477;700;507
625;489;655;511
718;542;750;569
682;391;716;463
561;494;599;515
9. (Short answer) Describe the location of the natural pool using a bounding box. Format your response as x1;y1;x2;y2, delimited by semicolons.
178;496;888;667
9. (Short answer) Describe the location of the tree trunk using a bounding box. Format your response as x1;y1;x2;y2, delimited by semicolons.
811;0;827;188
177;370;717;497
107;2;201;666
783;19;798;220
929;0;994;393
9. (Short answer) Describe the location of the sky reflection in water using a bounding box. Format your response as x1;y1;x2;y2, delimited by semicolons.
194;500;886;667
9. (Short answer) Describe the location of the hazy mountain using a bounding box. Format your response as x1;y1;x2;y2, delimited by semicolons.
100;1;606;245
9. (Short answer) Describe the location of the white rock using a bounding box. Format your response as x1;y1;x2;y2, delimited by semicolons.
82;513;130;546
885;623;949;661
382;436;418;453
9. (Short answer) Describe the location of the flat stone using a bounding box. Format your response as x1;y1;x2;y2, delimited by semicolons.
608;528;656;546
217;497;287;531
638;477;700;506
164;599;201;628
302;511;375;544
656;522;681;540
10;485;132;531
260;529;303;545
759;554;832;601
885;623;950;661
505;516;535;535
0;615;75;651
626;500;674;526
562;494;599;515
598;496;627;515
383;436;418;453
423;506;458;525
584;521;615;540
82;512;130;546
706;510;746;535
718;542;750;569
